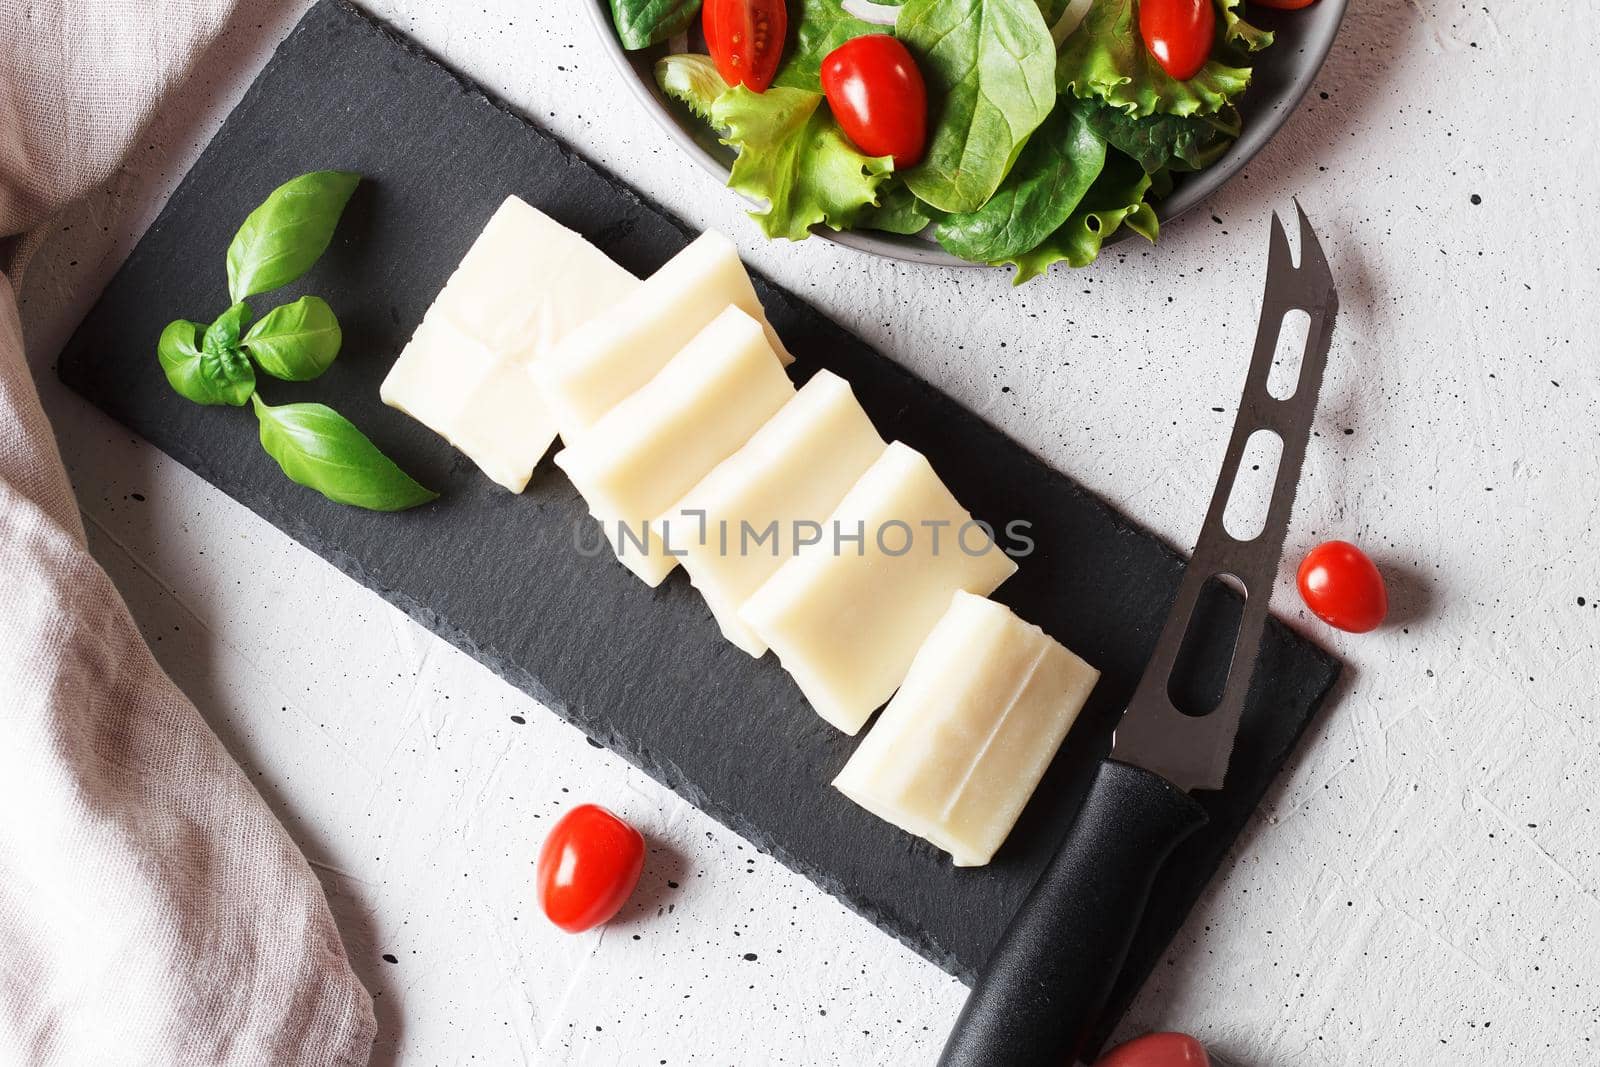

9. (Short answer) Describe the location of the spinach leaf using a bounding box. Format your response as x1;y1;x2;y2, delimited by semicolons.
243;295;342;381
226;170;360;303
935;101;1105;264
609;0;701;50
1005;152;1159;283
251;395;436;511
1086;104;1239;174
656;53;728;121
860;181;935;235
712;85;894;241
158;318;256;406
773;0;880;92
898;0;1056;214
1056;0;1252;118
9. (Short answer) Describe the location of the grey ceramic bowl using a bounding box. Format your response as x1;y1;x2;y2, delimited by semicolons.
585;0;1348;267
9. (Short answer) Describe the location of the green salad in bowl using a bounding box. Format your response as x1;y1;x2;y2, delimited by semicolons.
599;0;1341;281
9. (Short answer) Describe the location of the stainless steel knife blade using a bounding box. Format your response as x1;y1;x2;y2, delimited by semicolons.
1110;202;1338;793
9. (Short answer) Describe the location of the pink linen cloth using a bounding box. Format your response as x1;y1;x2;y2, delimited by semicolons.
0;3;376;1063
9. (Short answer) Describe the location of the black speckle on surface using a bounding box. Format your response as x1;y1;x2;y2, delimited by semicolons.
584;737;604;750
742;952;758;962
510;714;526;724
381;953;398;964
130;492;146;501
1470;193;1482;205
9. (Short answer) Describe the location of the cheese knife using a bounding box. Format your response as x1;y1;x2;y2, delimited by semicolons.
938;204;1338;1067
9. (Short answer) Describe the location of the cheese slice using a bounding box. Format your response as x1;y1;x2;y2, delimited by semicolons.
739;443;1019;734
531;231;793;444
833;592;1100;867
554;306;795;586
380;195;638;492
658;370;886;657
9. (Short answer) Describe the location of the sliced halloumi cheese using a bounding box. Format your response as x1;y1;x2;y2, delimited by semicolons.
380;195;638;492
554;306;795;586
739;443;1019;734
833;591;1100;867
658;370;886;657
428;195;639;361
381;314;500;437
531;231;793;444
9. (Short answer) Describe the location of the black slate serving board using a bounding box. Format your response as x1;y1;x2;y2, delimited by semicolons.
57;0;1340;1047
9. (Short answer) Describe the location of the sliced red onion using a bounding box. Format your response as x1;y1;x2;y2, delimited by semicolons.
841;0;902;27
1051;0;1093;47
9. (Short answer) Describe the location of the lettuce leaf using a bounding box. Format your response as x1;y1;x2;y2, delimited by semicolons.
935;100;1106;264
712;86;894;241
658;55;893;240
1056;0;1254;118
656;53;726;120
1218;0;1274;53
1085;104;1240;174
898;0;1057;213
1005;153;1158;283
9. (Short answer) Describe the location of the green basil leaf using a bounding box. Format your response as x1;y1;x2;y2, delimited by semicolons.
226;171;360;303
935;101;1106;264
772;0;880;92
251;395;437;511
158;318;255;406
609;0;701;50
898;0;1056;213
243;296;342;381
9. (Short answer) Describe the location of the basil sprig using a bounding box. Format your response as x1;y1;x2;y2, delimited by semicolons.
158;319;255;407
157;170;436;512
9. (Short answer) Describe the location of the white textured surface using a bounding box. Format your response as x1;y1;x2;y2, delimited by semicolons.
15;1;1600;1063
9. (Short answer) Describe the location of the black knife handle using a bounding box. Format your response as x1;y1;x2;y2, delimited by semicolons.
938;760;1210;1067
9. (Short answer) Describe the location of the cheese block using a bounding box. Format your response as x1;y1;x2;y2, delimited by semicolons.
531;231;793;444
833;592;1100;867
739;443;1018;734
379;195;638;492
553;306;795;586
658;370;886;657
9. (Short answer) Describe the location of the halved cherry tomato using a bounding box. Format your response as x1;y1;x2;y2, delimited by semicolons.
1095;1031;1211;1067
1297;540;1388;633
1139;0;1216;81
820;35;929;168
1254;0;1318;8
703;0;787;93
537;804;646;933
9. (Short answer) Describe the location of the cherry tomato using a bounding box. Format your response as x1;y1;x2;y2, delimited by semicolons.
1297;540;1388;633
536;804;646;933
1253;0;1318;8
1139;0;1216;81
820;35;929;168
1096;1031;1211;1067
703;0;787;93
